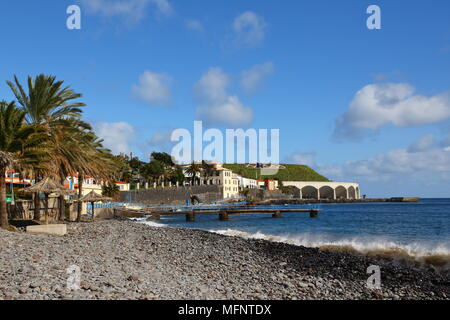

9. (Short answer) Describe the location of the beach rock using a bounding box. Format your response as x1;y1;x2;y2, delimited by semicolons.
0;219;448;300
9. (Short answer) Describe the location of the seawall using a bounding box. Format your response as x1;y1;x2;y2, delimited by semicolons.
119;185;223;206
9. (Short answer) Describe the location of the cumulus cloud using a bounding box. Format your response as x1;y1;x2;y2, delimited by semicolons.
80;0;173;22
334;83;450;140
232;11;267;47
132;71;173;106
185;19;204;32
195;68;253;126
240;62;274;94
93;122;135;155
317;143;450;183
288;134;450;193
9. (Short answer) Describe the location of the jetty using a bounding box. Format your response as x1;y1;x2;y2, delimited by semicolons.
115;205;322;222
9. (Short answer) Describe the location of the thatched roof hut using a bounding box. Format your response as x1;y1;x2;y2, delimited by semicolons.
79;191;112;221
20;177;73;195
19;177;74;224
79;190;112;203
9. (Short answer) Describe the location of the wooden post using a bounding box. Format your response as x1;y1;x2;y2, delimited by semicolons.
219;211;229;221
186;211;195;222
92;202;95;221
310;210;318;218
44;193;49;225
272;210;282;218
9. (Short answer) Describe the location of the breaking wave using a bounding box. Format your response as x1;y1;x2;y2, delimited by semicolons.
132;217;166;228
210;229;450;271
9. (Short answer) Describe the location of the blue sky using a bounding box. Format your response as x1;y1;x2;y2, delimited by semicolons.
1;0;450;197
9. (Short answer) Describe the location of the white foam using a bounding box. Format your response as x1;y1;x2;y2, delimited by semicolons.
210;228;450;261
133;217;167;228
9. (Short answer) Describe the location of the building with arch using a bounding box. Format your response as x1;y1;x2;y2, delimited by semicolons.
282;181;361;200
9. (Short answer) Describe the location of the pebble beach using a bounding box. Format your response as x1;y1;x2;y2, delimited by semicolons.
0;219;448;300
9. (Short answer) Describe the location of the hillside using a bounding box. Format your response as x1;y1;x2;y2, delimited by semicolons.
222;164;330;182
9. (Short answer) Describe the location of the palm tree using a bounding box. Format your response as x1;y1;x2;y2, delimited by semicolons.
72;132;118;222
201;160;215;178
7;74;86;219
7;74;85;124
7;74;118;222
185;162;201;186
102;182;120;199
0;101;48;229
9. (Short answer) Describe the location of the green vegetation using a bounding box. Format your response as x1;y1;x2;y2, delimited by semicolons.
222;164;329;182
0;74;125;229
102;182;120;200
118;151;186;189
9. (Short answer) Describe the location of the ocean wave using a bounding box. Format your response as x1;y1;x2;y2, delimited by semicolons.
132;217;166;228
210;229;450;270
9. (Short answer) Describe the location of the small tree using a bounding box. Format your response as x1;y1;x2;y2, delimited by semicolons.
102;182;120;200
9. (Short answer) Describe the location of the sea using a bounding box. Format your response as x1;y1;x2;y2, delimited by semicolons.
138;198;450;271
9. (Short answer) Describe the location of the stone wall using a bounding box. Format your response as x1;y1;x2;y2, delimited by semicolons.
247;189;293;201
119;185;223;206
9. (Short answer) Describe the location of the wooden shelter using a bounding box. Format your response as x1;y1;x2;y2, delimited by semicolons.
20;177;73;224
79;190;112;221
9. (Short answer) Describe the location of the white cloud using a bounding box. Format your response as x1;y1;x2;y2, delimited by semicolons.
94;122;135;155
334;83;450;140
80;0;173;22
240;62;274;94
151;0;173;17
195;68;253;126
132;71;173;106
232;11;267;47
185;19;204;32
197;96;254;127
407;134;435;153
317;144;450;183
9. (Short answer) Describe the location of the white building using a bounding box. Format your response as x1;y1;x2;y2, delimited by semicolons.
234;174;258;191
282;181;361;200
64;174;130;196
182;163;241;199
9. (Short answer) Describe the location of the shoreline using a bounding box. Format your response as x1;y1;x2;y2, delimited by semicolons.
252;197;420;205
1;219;448;300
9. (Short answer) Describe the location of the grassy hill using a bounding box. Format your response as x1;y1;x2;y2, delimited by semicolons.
222;164;329;182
